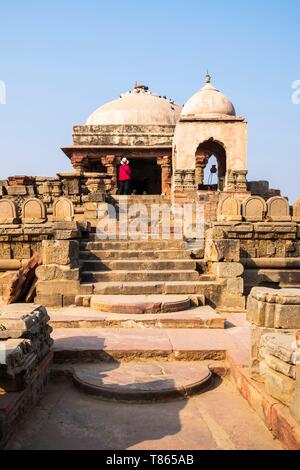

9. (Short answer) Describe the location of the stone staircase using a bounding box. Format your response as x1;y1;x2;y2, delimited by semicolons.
49;195;230;402
78;239;222;303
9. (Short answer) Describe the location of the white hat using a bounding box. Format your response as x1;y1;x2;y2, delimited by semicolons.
121;157;127;164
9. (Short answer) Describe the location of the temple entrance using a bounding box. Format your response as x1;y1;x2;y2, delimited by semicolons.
119;157;162;195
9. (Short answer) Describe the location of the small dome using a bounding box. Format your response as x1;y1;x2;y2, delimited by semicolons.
181;76;236;118
86;84;182;126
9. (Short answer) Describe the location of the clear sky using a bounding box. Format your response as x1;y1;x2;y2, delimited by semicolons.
0;0;299;202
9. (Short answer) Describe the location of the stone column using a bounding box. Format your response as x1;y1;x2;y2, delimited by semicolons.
195;155;209;188
225;170;248;192
101;155;117;193
70;154;89;175
157;156;172;195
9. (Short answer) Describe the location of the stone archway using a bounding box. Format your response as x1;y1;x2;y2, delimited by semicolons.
195;139;227;191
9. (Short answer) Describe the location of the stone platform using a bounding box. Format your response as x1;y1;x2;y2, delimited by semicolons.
86;294;196;314
51;325;248;363
53;362;215;402
49;305;224;329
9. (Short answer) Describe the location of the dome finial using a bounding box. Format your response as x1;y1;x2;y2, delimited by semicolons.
205;70;212;84
133;82;149;93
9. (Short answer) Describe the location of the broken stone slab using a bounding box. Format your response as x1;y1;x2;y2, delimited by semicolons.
250;325;295;375
0;305;49;339
259;347;297;379
3;253;42;304
0;338;52;392
260;332;300;365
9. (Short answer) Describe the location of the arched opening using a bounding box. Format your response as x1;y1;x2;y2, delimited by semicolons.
195;140;226;191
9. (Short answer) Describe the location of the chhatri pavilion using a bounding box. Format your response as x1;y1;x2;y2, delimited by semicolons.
62;74;248;197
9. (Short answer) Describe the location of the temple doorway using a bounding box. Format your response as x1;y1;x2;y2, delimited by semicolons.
119;157;162;195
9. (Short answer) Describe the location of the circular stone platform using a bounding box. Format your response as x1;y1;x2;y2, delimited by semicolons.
89;295;193;314
66;362;213;402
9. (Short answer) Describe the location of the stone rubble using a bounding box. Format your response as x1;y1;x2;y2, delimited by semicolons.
0;304;53;392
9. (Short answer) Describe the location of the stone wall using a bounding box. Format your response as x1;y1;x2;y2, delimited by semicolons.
214;195;300;293
72;124;176;147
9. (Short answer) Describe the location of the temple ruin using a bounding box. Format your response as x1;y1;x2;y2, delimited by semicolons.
1;75;300;450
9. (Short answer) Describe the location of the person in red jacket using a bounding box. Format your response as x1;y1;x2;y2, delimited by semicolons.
118;157;132;195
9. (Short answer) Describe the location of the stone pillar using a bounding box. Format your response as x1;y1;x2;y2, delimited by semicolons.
157;156;172;195
225;170;248;192
70;154;89;175
101;155;117;193
195;155;209;188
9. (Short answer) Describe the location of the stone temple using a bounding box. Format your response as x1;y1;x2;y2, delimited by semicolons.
1;74;300;450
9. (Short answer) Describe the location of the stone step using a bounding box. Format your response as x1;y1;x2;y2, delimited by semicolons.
79;249;194;260
110;195;170;202
83;280;219;296
52;327;228;362
81;270;201;283
48;305;225;329
87;294;194;313
87;232;188;241
80;240;187;250
80;259;198;272
52;362;214;402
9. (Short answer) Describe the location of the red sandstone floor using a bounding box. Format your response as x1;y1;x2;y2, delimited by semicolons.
6;376;282;450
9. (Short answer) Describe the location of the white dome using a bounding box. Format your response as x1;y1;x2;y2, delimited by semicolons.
181;79;236;118
86;85;182;126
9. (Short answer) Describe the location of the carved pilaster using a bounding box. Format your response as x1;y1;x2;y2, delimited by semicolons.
101;155;117;194
195;155;209;187
225;170;248;192
157;156;172;195
71;155;89;174
174;169;196;192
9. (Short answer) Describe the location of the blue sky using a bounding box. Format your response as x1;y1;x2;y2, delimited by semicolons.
0;0;299;202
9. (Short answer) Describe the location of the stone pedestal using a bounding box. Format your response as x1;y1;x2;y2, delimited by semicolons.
247;287;300;388
35;236;83;307
205;228;245;310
